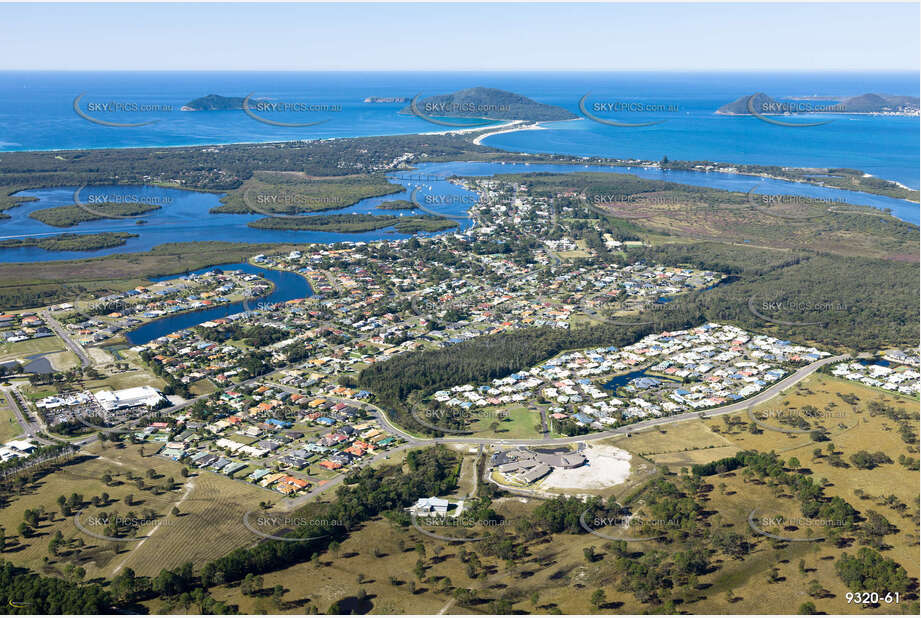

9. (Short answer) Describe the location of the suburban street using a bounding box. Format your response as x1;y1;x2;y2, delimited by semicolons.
39;309;93;368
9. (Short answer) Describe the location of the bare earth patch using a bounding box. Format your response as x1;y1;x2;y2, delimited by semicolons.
541;444;632;491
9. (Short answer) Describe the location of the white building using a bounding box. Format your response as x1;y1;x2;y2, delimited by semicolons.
94;386;165;412
410;496;450;515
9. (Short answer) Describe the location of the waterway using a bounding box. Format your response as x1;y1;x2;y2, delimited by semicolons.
123;262;312;346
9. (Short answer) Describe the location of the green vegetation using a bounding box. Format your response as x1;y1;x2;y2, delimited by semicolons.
400;86;577;121
29;202;161;227
182;94;245;111
0;232;138;252
198;446;459;587
0;241;303;310
248;213;457;233
0;560;111;613
663;159;919;202
835;547;912;593
214;172;404;215
0;185;38;219
489;171;919;259
635;242;919;350
376;199;417;210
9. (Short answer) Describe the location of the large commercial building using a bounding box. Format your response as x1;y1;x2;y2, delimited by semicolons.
94;386;165;412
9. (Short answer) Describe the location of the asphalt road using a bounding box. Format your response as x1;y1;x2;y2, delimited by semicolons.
368;353;850;447
44;347;845;510
40;310;92;368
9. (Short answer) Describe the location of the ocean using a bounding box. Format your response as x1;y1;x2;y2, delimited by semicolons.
1;71;918;188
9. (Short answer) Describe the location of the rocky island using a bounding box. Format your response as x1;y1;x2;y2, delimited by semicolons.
401;86;578;121
182;94;247;111
718;92;920;115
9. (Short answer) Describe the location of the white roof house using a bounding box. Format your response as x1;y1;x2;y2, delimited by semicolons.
411;496;450;515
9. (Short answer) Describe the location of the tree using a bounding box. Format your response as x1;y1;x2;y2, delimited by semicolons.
798;602;817;614
271;584;284;608
591;588;606;609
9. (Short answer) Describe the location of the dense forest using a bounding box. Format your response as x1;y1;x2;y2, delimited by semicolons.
249;213;457;233
214;173;404;215
28;202;160;227
359;234;917;435
0;232;138;251
0;560;110;614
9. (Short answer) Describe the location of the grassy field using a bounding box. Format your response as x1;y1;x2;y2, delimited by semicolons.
21;368;167;402
0;442;272;581
179;374;921;615
0;401;21;442
467;405;543;439
0;335;65;361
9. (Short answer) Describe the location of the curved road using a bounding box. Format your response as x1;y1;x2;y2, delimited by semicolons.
369;353;850;446
54;348;845;512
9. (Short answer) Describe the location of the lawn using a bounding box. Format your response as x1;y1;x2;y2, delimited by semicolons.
467;405;543;438
0;402;21;442
0;335;65;361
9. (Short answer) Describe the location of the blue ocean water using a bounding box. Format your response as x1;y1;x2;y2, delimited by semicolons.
0;71;918;188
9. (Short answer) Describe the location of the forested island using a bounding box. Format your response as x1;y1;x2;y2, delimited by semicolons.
248;213;457;233
375;199;417;210
0;232;138;251
29;202;161;227
718;92;920;115
181;94;246;111
213;173;404;215
401;87;578;121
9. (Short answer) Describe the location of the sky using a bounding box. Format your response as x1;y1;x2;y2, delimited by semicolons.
0;2;918;71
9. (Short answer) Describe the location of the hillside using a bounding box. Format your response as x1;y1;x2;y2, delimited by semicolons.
401;86;577;121
718;92;920;115
182;94;246;111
